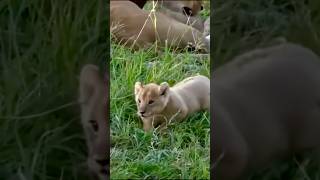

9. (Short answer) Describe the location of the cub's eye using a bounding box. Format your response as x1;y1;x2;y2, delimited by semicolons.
201;6;204;10
89;120;98;132
138;99;141;103
148;100;154;104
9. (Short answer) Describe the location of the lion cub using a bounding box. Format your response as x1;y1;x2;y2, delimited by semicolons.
134;75;210;131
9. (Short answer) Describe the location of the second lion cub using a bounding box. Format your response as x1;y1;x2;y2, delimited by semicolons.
134;75;210;131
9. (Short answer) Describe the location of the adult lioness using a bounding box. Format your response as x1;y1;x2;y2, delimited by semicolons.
129;0;203;16
212;43;320;179
128;0;205;32
156;0;205;32
156;7;205;32
110;1;209;52
160;0;203;16
79;64;108;180
134;75;210;131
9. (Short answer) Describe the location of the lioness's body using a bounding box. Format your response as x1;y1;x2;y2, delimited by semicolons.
135;75;210;131
212;43;320;179
155;0;205;32
160;1;203;16
111;1;208;52
157;7;204;32
129;0;205;32
129;0;203;17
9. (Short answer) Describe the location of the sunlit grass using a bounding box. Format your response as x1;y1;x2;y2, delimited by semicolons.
110;2;210;178
110;40;210;179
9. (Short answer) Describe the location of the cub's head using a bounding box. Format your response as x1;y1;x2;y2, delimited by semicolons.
162;0;203;16
79;64;108;180
134;82;170;118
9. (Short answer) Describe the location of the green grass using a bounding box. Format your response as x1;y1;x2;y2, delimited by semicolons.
110;2;210;179
110;44;210;179
214;0;320;179
0;0;106;179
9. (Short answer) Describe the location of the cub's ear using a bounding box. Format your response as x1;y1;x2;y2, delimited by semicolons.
134;82;143;95
159;82;169;96
79;64;103;104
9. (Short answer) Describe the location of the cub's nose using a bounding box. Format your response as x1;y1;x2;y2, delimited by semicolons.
140;111;145;115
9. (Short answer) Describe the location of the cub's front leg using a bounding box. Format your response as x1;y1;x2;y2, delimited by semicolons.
155;112;188;132
141;116;166;132
141;118;153;132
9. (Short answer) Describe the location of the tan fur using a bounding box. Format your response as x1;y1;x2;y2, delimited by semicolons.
134;75;210;131
156;0;205;32
157;7;204;32
128;0;203;16
160;1;203;16
110;1;209;52
79;64;108;180
141;0;205;30
213;43;320;179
